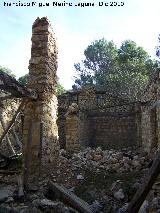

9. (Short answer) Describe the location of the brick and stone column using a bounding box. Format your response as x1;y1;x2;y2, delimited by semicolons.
23;17;59;175
65;103;81;152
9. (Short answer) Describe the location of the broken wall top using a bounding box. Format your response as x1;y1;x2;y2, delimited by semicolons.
58;86;134;113
28;17;58;99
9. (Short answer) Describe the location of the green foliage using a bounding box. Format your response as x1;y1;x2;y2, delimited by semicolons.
0;66;16;78
18;74;28;86
57;83;66;95
73;39;159;100
18;73;66;95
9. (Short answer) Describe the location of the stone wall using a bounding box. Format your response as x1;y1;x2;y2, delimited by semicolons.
140;70;160;152
65;114;81;152
89;112;138;149
23;17;59;174
58;87;139;151
60;69;160;153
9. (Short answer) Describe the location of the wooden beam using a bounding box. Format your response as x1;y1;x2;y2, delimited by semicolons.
126;151;160;213
0;115;16;154
0;70;37;99
0;101;25;145
12;128;22;150
49;181;93;213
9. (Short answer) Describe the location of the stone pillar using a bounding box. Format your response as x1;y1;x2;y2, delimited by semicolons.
65;114;80;152
23;17;59;175
141;108;153;152
65;103;81;152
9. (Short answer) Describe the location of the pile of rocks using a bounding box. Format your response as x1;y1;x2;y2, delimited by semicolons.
0;147;156;213
58;147;151;173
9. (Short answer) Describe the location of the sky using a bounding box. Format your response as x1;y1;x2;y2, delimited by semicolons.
0;0;160;89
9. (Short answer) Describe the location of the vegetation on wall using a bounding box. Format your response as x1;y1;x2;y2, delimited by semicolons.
18;74;28;86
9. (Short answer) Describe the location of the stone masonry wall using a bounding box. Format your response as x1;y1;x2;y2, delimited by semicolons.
65;114;81;152
140;70;160;152
59;87;139;151
23;17;59;174
89;113;138;149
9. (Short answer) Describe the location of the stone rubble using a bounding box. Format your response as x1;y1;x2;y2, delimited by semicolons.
114;189;125;201
1;16;160;213
0;147;160;212
58;147;151;174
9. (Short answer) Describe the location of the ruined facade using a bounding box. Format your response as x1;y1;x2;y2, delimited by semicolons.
23;17;59;174
1;18;160;163
58;87;140;151
58;68;160;154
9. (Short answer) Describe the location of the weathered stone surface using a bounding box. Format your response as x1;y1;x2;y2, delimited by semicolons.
58;86;139;151
58;147;151;173
58;69;160;154
140;69;160;153
23;17;59;175
114;189;125;200
65;104;81;152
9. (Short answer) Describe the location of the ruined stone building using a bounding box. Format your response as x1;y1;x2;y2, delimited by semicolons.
57;69;160;154
58;87;140;151
23;17;59;174
0;17;160;164
1;17;160;213
0;17;60;176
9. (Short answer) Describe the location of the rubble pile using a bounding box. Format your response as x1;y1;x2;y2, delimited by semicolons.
0;147;159;213
58;147;151;174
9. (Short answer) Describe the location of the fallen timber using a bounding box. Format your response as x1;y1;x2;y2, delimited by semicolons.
0;101;25;145
126;151;160;213
0;70;37;99
49;181;94;213
0;115;16;154
0;114;22;151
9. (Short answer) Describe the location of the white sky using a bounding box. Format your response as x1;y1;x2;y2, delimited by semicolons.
0;0;159;89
